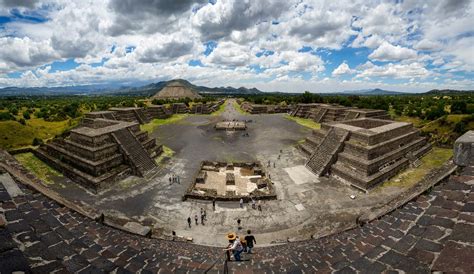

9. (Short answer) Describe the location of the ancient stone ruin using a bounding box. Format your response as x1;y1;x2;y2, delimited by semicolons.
190;100;224;114
303;118;431;190
240;102;291;114
291;103;390;123
215;121;247;131
86;106;169;125
185;161;276;201
36;118;162;193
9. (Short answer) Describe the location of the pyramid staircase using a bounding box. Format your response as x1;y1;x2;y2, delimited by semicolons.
313;108;327;123
306;128;349;176
112;129;156;177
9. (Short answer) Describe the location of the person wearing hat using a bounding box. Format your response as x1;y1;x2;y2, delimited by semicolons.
224;232;244;261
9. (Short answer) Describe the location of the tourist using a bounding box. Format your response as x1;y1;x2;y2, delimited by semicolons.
237;218;241;229
187;217;191;228
251;198;256;210
201;213;205;225
245;230;256;254
203;209;207;221
239;198;244;208
224;233;244;261
169;176;172;185
212;199;216;211
257;200;262;211
195;214;198;225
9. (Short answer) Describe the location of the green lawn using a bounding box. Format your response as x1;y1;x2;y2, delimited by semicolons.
210;101;227;116
284;114;321;130
232;100;248;115
0;118;79;149
14;152;62;185
140;114;189;133
380;147;453;188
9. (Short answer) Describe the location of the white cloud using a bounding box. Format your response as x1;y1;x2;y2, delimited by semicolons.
357;61;430;79
332;62;354;76
369;42;418;62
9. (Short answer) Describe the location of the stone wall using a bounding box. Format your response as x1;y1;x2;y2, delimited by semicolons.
454;130;474;167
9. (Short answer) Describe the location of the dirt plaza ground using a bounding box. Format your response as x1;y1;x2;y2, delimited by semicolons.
27;100;443;246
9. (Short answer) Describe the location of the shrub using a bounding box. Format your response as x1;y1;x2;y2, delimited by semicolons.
32;137;43;146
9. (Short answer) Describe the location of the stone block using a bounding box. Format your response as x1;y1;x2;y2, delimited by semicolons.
454;130;474;167
123;221;151;237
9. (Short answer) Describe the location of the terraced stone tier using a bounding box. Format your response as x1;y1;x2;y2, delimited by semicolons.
1;166;472;273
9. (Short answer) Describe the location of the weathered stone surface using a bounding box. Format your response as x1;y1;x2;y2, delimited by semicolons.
123;221;151;237
454;130;474;167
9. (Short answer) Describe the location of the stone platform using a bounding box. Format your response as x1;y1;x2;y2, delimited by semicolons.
1;164;472;273
215;121;247;130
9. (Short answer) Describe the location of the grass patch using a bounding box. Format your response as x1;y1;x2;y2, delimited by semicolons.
284;114;321;130
210;101;227;116
155;145;175;164
380;147;453;188
14;152;62;185
141;114;189;133
232;101;248;115
0;118;79;149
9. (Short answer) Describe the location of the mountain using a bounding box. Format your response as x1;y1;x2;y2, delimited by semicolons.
339;88;406;95
0;79;265;97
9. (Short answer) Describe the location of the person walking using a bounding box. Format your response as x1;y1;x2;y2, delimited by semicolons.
237;218;241;229
239;198;244;208
201;213;205;225
251;198;256;210
257;200;262;211
203;209;207;221
224;233;244;261
169;176;172;185
245;230;256;254
212;199;216;211
195;214;198;225
187;217;191;228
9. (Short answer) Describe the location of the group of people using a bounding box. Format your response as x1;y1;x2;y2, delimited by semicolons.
224;230;257;261
187;207;207;228
239;198;262;211
169;174;180;185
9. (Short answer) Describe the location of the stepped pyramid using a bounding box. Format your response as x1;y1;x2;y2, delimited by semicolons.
151;80;202;100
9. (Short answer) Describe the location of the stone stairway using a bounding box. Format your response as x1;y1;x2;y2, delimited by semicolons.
345;111;359;120
112;128;156;176
290;105;301;116
133;109;149;124
306;128;349;176
102;112;116;120
313;108;327;123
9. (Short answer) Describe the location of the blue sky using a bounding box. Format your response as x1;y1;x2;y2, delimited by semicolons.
0;0;473;92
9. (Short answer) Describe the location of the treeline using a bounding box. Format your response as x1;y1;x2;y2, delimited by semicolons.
242;92;474;120
0;96;146;122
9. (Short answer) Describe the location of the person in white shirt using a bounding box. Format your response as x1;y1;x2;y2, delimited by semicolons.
224;233;244;261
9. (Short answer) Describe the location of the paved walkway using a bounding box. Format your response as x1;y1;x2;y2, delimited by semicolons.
1;165;473;273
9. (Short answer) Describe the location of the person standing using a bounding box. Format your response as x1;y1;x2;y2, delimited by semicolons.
195;214;198;225
187;217;191;228
257;200;262;211
251;198;256;210
239;198;244;208
245;230;256;254
212;199;216;211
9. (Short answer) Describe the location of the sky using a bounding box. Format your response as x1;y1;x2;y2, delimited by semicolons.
0;0;473;93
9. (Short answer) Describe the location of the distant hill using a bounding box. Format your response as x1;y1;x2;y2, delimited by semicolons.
339;88;406;95
425;89;474;95
0;79;265;97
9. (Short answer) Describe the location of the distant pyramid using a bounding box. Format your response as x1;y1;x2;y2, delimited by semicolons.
151;80;202;99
